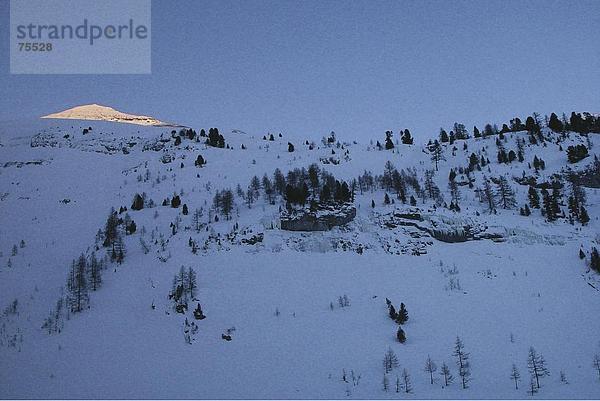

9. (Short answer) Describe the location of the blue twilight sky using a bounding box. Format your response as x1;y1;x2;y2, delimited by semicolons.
0;0;599;142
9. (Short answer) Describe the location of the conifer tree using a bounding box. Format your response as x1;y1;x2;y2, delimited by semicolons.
385;131;395;149
401;368;413;393
429;140;445;171
401;129;414;144
88;253;102;291
103;208;119;247
440;128;449;143
67;255;89;313
383;348;400;373
396;302;408;324
548;112;563;132
424;356;437;384
579;206;590;225
482;178;497;212
590;247;600;272
186;267;198;300
510;363;521;390
527;346;550;389
194;154;205;167
192;208;204;232
397;326;406;343
389;304;397;320
453;336;471;389
528;186;540;208
495;176;517;209
131;193;144;210
593;354;600;381
440;362;453;386
273;168;286;195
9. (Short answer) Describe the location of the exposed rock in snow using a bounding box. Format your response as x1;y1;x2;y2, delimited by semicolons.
280;203;356;231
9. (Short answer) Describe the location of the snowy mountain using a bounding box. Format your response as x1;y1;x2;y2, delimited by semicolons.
0;113;599;399
41;104;183;127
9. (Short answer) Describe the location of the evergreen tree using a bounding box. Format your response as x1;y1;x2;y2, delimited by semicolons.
207;128;225;148
401;368;413;393
385;131;395;149
453;336;471;389
424;356;437;384
429;140;445;171
67;255;89;313
580;206;590;225
440;128;449;143
449;180;461;207
192;208;204;232
193;303;206;320
551;187;562;218
482;178;497;212
528;186;540;209
383;348;400;373
186;267;198;300
103;208;119;247
389;304;397;320
468;153;479;170
593;354;600;381
440;362;454;386
273;168;286;195
262;174;275;204
397;326;406;343
567;144;589;163
527;346;550;389
131;193;144;210
220;189;234;219
548;112;563;132
454;122;469;140
590;247;600;272
396;302;408;324
401;129;414;145
495;176;517;209
88;253;102;291
541;188;558;222
483;123;496;137
510;364;521;390
194;155;206;167
112;234;126;264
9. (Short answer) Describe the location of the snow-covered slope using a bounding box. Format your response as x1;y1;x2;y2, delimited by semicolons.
0;117;599;399
41;104;182;127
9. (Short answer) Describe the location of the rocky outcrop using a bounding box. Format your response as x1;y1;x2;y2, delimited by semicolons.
280;203;356;231
381;209;505;243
